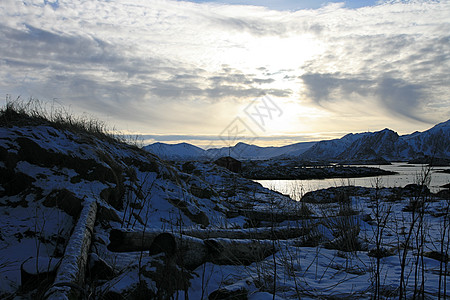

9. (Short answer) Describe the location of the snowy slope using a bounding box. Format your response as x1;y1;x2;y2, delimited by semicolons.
144;141;317;161
400;119;450;159
143;142;207;160
300;120;450;162
337;129;400;161
300;131;372;161
0;110;299;298
206;141;317;160
1;109;449;299
144;119;449;162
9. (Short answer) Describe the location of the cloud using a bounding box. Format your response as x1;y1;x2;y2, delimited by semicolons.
0;0;449;140
300;73;430;122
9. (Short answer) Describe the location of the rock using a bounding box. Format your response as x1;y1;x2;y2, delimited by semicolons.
21;256;60;292
214;156;242;173
209;283;249;300
42;189;83;217
88;253;115;280
436;189;450;199
97;205;121;223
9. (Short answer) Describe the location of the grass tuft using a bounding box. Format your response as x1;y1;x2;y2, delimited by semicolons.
1;96;122;144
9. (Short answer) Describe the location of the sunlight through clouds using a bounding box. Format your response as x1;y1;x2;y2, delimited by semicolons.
0;0;449;145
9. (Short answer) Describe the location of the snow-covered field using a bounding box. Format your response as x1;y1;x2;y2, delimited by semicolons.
1;112;449;299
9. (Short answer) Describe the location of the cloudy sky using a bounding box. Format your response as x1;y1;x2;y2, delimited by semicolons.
1;0;449;147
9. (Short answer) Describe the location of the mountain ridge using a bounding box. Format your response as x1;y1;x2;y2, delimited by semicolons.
144;119;450;162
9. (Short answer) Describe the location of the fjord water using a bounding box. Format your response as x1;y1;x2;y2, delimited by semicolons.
256;163;450;201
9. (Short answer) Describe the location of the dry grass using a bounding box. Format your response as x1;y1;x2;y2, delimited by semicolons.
1;96;121;144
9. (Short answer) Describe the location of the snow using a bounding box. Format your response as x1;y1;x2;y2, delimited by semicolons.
144;141;318;161
1;119;449;299
144;119;450;162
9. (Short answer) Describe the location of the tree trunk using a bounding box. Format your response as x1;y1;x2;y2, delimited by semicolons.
45;200;97;300
108;229;278;267
182;226;310;240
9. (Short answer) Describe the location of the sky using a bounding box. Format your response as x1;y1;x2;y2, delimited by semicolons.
0;0;449;148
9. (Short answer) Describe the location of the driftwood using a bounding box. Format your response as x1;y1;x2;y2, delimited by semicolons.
235;209;312;223
182;226;310;240
108;229;277;268
107;225;310;253
107;228;161;252
45;200;97;299
204;238;275;265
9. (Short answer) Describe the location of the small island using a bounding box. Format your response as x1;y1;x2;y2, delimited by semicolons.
242;159;396;180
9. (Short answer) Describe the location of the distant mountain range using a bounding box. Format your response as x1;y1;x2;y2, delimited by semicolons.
144;119;450;162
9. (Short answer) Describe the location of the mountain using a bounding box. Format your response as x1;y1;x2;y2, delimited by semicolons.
144;119;450;162
300;132;372;161
301;120;450;163
144;141;317;161
206;141;317;160
143;142;207;160
2;105;449;299
401;119;450;159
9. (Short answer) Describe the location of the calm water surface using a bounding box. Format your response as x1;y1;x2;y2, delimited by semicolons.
256;163;450;201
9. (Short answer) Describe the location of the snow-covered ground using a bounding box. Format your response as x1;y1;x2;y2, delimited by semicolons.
1;116;449;299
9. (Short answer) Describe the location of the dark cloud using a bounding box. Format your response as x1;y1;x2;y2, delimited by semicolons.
301;73;372;104
376;77;426;122
300;73;428;122
149;68;290;100
0;22;288;122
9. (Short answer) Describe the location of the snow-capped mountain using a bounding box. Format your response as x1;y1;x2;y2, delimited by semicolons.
300;132;372;161
401;119;450;159
144;119;450;162
143;142;207;160
144;141;317;161
206;141;317;160
302;120;450;162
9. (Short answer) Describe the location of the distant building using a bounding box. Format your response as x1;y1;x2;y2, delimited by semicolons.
214;156;242;173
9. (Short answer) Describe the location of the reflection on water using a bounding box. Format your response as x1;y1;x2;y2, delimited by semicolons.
256;163;450;201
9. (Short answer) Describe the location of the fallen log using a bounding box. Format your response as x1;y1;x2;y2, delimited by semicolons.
45;200;97;300
204;238;275;265
108;229;277;267
108;225;311;252
107;228;161;252
182;225;310;240
237;209;311;222
20;257;60;292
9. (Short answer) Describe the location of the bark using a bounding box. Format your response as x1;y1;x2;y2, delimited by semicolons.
107;228;161;252
204;238;276;266
45;200;97;300
236;208;311;223
108;229;278;267
182;226;310;240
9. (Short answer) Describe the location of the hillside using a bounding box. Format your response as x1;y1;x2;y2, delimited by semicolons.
0;104;301;298
143;142;207;160
1;104;449;299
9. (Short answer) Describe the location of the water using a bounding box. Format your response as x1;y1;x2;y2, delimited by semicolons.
256;163;450;201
